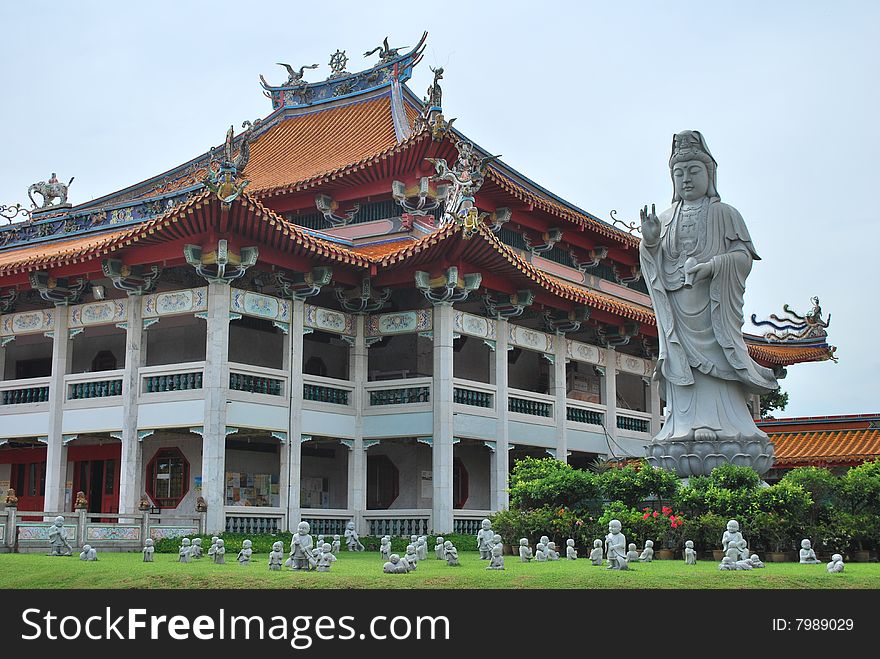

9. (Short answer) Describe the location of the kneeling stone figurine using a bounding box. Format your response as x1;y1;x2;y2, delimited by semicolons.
799;539;821;564
519;538;533;562
486;544;504;570
384;553;409;574
79;544;97;561
566;538;577;560
238;539;252;565
827;554;844;573
535;543;548;562
547;541;560;561
445;541;460;566
590;539;603;566
316;543;337;572
640;540;654;562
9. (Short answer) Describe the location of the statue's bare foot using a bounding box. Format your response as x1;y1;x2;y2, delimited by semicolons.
694;428;717;442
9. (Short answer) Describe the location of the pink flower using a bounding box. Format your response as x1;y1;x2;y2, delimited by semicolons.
661;506;672;515
643;513;650;520
653;511;659;518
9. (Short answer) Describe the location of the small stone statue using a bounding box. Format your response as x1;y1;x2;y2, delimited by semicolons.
547;541;560;561
684;540;697;565
384;554;409;574
719;556;752;570
417;535;429;561
640;540;654;562
404;544;419;570
5;488;18;507
47;516;73;556
379;535;391;560
317;535;325;552
269;541;284;570
191;537;203;559
208;536;219;559
590;539;603;566
626;543;639;562
749;554;765;568
486;544;505;570
826;554;845;573
345;521;365;551
214;539;226;564
605;519;629;570
138;494;151;511
238;539;253;565
331;535;341;556
444;540;460;566
74;490;88;510
477;519;494;559
566;538;577;560
722;520;749;561
196;496;208;513
179;538;192;563
287;521;315;570
143;538;155;562
316;543;337;572
435;536;446;560
535;543;548;562
539;535;550;550
799;539;821;564
519;538;533;562
79;544;97;561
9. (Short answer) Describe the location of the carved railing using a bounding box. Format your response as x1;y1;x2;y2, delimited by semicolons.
508;389;553;418
66;371;124;400
0;377;51;406
364;377;432;410
140;363;206;395
301;512;354;537
616;411;651;434
566;401;605;427
224;511;284;534
452;379;495;409
302;374;353;406
453;510;494;536
363;510;431;537
229;370;284;396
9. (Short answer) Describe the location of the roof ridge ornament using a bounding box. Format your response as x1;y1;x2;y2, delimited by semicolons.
364;37;408;64
0;203;31;225
328;50;350;79
413;66;456;140
751;296;832;343
28;173;74;213
203;121;259;208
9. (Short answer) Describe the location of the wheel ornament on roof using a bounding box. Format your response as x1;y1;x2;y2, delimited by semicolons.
328;50;349;79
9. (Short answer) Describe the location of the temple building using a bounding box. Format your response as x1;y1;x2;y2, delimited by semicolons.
0;35;837;536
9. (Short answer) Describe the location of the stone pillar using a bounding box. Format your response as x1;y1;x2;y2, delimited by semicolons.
551;334;568;463
431;303;455;534
286;299;306;531
348;315;368;532
44;307;70;513
118;297;144;515
0;341;6;381
492;319;510;511
602;347;618;446
200;282;231;533
649;372;662;437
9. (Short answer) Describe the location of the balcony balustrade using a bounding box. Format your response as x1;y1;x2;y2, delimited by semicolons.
66;370;125;401
508;389;554;418
0;378;51;406
616;411;651;434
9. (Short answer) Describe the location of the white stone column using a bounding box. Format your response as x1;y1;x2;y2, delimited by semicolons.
602;347;618;446
286;299;305;531
492;318;510;511
278;330;291;526
431;303;455;534
649;372;662;437
118;297;144;515
44;307;71;513
348;315;368;533
551;333;568;463
200;282;231;533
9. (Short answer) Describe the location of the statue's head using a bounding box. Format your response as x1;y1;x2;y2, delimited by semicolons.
628;543;636;551
801;539;812;549
645;540;654;548
727;520;740;533
193;538;202;546
217;539;224;548
346;521;355;529
411;534;418;542
493;534;502;544
536;543;545;551
406;544;415;554
832;554;843;563
567;539;575;547
481;519;491;530
145;539;154;547
298;521;310;535
212;536;219;544
83;544;92;552
317;534;324;540
520;538;528;546
444;540;453;549
669;130;718;202
273;541;283;551
721;556;733;565
437;536;445;544
750;554;760;562
242;540;252;549
390;553;400;564
608;519;622;534
333;535;340;541
594;539;602;548
685;540;694;548
182;538;191;546
54;515;64;526
540;535;549;544
322;543;332;552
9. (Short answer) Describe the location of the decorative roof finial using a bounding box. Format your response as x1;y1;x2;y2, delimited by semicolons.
203;120;260;208
328;50;349;79
275;62;318;87
751;297;832;343
363;37;408;64
28;173;74;212
426;141;501;236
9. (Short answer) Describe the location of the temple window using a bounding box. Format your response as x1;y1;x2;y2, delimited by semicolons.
145;447;189;509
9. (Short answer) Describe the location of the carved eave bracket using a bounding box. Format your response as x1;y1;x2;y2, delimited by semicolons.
544;306;591;335
640;336;659;360
0;288;18;314
483;289;534;319
29;271;87;306
571;246;609;272
415;266;481;305
523;228;563;255
275;267;333;301
597;322;640;347
183;239;258;285
102;258;161;295
392;178;445;216
488;208;512;233
613;263;642;285
335;277;391;314
315;194;360;228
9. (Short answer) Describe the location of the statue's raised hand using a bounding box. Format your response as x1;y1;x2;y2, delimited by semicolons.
640;204;661;246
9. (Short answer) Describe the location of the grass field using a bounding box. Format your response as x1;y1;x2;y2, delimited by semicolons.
0;551;877;589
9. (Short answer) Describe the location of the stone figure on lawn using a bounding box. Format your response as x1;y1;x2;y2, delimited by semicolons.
640;130;778;478
547;541;560;561
384;554;409;573
208;536;219;559
566;538;577;560
826;554;844;573
477;519;494;559
444;541;460;566
722;520;749;561
417;536;429;561
79;544;97;561
605;519;629;570
590;539;603;566
404;543;419;570
380;535;392;560
316;543;337;572
238;539;253;565
519;538;533;562
179;537;192;563
684;540;697;565
799;539;821;564
48;516;73;556
331;535;341;555
640;540;655;562
214;538;226;564
535;543;548;562
143;538;155;562
435;536;446;560
749;554;765;568
269;541;284;570
626;543;640;562
345;521;365;551
287;522;315;570
487;544;505;570
191;537;203;559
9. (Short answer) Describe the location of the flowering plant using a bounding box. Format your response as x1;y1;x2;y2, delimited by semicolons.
641;506;686;549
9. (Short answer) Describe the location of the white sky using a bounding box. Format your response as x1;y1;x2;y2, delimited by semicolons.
1;1;877;417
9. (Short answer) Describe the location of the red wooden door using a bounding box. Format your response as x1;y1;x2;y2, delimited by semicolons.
10;461;45;519
72;459;119;516
101;459;119;514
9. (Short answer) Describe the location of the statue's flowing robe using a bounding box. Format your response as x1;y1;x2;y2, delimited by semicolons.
640;199;777;443
605;532;628;566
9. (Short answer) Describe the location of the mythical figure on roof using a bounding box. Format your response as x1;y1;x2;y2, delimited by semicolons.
427;141;500;236
28;173;74;211
275;63;318;87
203;121;259;207
751;296;831;341
640;130;778;477
364;37;408;64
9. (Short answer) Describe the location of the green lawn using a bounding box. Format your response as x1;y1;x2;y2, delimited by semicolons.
0;551;877;589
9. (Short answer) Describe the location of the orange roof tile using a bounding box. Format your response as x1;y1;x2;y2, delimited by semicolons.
349;239;415;258
771;429;880;467
0;228;135;274
746;342;836;366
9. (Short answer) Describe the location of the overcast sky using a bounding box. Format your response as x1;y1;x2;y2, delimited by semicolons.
1;1;877;417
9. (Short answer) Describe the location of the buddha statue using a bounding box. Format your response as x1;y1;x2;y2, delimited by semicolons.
79;544;97;561
404;544;419;570
641;131;777;477
589;539;603;566
605;520;629;570
384;554;409;574
640;540;654;562
208;536;219;559
535;542;548;562
486;544;505;570
826;554;844;573
238;539;253;565
143;538;155;563
316;543;337;572
750;554;765;568
47;516;72;556
477;519;494;559
519;538;533;562
417;536;429;561
178;537;192;563
345;521;364;551
331;535;341;556
380;535;392;560
444;541;460;566
213;538;226;564
191;537;203;559
435;536;446;560
626;543;639;562
566;539;577;560
684;540;697;565
799;539;820;564
722;520;749;561
269;541;284;570
547;541;560;561
287;521;315;570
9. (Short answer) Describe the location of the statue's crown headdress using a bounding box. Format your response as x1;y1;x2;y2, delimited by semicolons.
669;130;716;168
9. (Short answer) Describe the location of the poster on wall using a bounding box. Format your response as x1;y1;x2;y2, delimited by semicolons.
420;470;433;499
